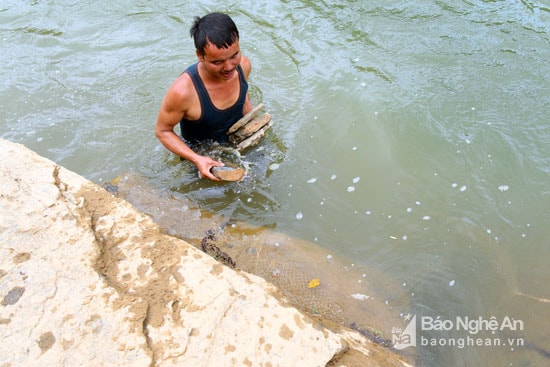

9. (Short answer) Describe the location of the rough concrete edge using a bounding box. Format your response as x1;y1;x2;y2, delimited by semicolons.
1;139;412;366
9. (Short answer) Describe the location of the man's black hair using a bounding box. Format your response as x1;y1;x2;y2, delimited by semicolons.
190;13;239;56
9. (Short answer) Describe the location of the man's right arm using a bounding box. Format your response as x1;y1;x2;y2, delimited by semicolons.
154;77;222;181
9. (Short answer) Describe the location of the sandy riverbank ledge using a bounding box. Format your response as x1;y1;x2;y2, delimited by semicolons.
0;139;410;367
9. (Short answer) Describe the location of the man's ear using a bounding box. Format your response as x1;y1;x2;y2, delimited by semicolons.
196;49;204;62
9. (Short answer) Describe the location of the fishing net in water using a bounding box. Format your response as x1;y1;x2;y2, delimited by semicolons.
200;224;346;325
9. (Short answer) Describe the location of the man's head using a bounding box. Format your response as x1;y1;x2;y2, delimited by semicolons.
190;13;239;56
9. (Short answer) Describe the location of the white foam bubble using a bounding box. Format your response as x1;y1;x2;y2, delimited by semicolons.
268;163;280;171
449;280;456;287
330;174;337;180
422;216;431;221
296;212;303;220
498;185;510;192
347;186;355;192
459;185;467;192
307;178;317;184
352;177;360;183
351;293;370;301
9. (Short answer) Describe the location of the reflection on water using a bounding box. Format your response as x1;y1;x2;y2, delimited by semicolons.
1;0;549;365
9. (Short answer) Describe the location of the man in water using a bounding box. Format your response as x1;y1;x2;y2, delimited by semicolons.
155;13;252;181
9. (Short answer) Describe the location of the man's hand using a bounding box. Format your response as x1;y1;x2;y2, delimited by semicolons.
193;155;224;181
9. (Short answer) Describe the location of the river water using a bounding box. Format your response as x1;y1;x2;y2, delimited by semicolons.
1;0;549;365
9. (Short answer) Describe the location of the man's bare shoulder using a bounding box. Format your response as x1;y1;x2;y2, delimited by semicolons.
162;73;197;112
168;72;195;101
240;55;252;80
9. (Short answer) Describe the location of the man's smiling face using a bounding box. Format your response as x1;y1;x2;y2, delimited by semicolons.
198;40;242;81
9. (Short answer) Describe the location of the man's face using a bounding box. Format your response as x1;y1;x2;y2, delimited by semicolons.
198;40;242;81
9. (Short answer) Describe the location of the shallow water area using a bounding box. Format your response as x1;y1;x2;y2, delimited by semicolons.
111;172;414;360
2;0;549;365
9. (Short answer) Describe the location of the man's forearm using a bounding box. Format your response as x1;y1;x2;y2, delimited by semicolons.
157;131;200;163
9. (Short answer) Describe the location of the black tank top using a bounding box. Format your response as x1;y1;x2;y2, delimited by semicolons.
179;63;248;143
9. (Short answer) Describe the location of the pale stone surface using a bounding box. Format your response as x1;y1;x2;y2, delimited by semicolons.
1;141;152;367
0;139;410;367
